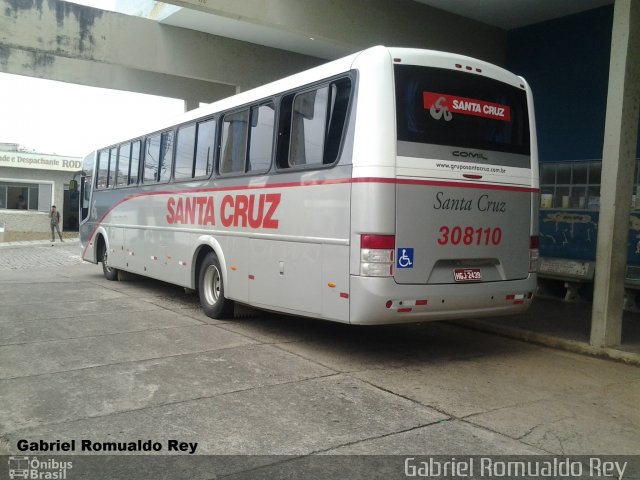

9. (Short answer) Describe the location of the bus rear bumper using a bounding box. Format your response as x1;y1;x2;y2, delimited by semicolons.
349;275;536;325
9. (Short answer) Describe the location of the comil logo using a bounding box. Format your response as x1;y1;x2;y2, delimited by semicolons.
8;457;73;479
452;150;489;161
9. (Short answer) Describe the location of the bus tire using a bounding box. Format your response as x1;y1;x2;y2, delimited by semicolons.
101;245;119;281
198;252;234;319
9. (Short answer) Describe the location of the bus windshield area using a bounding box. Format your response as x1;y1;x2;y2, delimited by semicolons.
395;64;530;158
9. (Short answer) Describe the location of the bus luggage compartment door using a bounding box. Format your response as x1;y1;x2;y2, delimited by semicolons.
394;183;531;285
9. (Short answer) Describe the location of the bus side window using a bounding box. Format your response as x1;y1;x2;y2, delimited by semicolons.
324;78;351;164
220;109;249;175
129;140;141;185
248;103;275;173
276;94;294;169
281;77;351;169
175;124;197;180
116;142;131;187
290;86;329;167
144;134;161;183
108;147;117;188
96;150;109;189
158;130;175;183
195;119;216;178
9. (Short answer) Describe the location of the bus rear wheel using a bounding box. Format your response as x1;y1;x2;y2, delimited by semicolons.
101;246;119;281
198;252;234;319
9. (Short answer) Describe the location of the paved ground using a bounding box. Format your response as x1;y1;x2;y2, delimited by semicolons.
0;239;83;270
0;242;639;477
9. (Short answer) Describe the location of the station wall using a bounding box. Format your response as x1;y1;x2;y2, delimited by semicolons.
506;5;639;163
507;5;640;299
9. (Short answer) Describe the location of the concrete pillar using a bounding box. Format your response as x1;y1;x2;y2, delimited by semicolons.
184;98;200;112
590;0;640;347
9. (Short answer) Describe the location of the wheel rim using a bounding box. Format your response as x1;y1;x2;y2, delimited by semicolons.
103;249;114;274
203;264;221;306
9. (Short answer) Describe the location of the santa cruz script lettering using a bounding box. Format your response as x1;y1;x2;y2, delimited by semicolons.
166;193;281;229
433;191;506;213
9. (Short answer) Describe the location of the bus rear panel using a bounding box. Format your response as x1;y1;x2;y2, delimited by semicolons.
349;49;538;324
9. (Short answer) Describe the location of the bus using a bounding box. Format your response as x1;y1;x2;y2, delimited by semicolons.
76;46;539;324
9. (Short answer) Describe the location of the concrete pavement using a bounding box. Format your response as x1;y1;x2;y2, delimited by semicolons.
0;242;639;476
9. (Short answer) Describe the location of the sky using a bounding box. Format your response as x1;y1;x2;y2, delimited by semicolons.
0;0;185;158
0;73;185;158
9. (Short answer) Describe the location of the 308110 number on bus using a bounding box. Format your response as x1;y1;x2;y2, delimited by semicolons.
437;226;502;246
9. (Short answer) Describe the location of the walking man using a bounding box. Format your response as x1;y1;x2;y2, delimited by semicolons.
50;205;64;242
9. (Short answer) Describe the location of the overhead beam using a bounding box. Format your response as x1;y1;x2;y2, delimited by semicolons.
0;45;236;102
0;0;322;101
159;0;507;64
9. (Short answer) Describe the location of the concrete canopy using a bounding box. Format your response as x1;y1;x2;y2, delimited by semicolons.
0;0;509;107
0;0;324;103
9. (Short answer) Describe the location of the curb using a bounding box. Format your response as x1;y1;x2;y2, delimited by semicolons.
455;319;640;366
0;239;80;249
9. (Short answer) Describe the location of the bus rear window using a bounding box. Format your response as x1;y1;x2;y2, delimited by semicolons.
395;65;530;156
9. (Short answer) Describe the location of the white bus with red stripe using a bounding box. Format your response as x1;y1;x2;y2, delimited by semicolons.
77;46;538;324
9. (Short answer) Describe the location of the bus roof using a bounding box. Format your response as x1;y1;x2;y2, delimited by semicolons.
92;45;526;153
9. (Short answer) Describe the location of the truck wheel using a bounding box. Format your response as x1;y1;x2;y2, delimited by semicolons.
199;252;234;318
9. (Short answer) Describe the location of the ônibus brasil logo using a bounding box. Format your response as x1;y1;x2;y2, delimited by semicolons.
8;456;73;479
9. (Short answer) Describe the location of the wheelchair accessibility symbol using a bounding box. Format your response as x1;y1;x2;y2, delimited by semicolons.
397;248;414;269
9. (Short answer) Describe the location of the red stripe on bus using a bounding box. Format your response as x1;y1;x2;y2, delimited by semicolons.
81;176;537;258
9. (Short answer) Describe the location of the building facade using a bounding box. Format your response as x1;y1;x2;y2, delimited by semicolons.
0;143;82;234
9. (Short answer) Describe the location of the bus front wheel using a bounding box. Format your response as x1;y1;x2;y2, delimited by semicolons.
198;252;234;319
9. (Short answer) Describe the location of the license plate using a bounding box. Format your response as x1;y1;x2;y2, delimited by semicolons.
454;268;482;282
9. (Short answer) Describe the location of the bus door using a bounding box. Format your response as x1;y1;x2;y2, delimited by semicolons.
77;154;95;242
393;64;533;286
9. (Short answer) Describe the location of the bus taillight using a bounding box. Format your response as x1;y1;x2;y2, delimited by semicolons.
529;235;540;272
360;234;395;277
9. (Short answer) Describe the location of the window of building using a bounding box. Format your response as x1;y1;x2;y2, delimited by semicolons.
538;160;637;211
0;182;50;212
6;185;27;210
28;186;38;210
